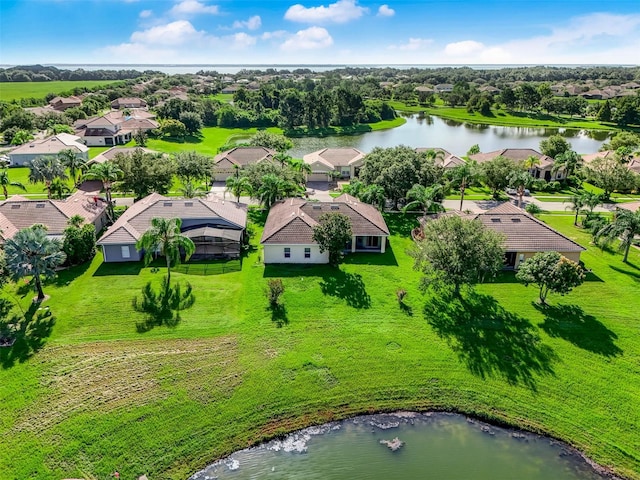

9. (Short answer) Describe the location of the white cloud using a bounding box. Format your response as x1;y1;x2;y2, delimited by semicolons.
169;0;220;16
377;5;394;17
231;32;257;48
139;9;152;18
284;0;367;24
262;30;288;40
130;20;205;46
281;26;333;50
389;38;433;51
232;15;262;30
444;40;484;56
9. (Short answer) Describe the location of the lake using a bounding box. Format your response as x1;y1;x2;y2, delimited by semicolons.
189;412;608;480
288;114;610;158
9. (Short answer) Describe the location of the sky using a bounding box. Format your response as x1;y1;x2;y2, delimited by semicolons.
1;0;639;66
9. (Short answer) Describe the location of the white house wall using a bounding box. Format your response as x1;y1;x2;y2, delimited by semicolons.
263;244;329;264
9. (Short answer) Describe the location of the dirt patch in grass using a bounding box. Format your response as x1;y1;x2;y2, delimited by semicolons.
14;337;241;432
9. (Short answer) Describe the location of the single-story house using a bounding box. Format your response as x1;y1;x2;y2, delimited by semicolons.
74;110;159;147
415;148;465;169
48;96;82;111
434;84;454;93
469;148;564;181
97;193;247;262
618;201;640;213
419;202;585;269
110;97;147;109
8;133;89;166
0;190;108;245
89;146;161;165
260;193;389;264
582;150;640;175
212;146;276;181
303;148;365;182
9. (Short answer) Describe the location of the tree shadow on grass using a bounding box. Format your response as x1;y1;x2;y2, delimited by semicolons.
383;213;421;237
320;270;371;309
132;277;195;333
269;304;289;327
0;303;56;369
424;291;556;391
535;303;622;357
610;264;640;283
343;243;398;266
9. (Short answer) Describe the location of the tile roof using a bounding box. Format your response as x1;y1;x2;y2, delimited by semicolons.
261;195;389;245
98;193;247;245
90;147;160;164
469;148;555;169
303;148;365;170
618;201;640;213
415;148;465;169
10;133;89;156
213;146;275;167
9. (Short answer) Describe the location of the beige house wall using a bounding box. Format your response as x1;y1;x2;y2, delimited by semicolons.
514;250;582;269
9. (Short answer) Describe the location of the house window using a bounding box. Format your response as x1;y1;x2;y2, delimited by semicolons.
304;247;311;258
121;245;131;259
284;247;291;258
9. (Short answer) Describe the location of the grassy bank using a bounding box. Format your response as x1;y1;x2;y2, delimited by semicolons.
0;213;638;479
0;80;125;102
389;101;631;132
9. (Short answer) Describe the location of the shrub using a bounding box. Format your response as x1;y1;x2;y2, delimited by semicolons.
265;278;285;308
525;203;542;215
396;288;407;303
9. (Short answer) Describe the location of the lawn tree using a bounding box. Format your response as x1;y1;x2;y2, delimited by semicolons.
160;119;187;139
136;217;195;286
247;131;293;152
583;156;636;201
29;155;68;199
516;251;585;305
174;151;213;186
10;129;33;145
403;183;444;214
481;156;515;199
596;208;640;263
58;148;84;186
601;131;640;152
179;111;203;136
410;215;505;296
0;169;26;199
359;184;386;211
112;150;176;200
49;177;70;199
179;181;208;199
447;161;478;211
312;212;353;267
63;215;96;265
257;173;298;208
5;224;67;302
540;134;571;159
133;128;147;147
507;169;534;208
225;175;252;202
552;150;583;179
565;191;587;226
466;144;480;156
82;161;123;222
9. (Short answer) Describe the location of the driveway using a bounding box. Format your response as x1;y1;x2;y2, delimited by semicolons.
305;181;335;202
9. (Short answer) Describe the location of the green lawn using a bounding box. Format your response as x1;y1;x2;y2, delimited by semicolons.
4;166;76;199
0;213;638;479
0;80;125;102
389;101;634;132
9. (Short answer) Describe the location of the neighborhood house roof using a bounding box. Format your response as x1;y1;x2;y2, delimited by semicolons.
469;148;555;169
90;146;160;164
9;133;89;156
213;146;276;168
261;194;389;245
98;193;248;245
618;201;640;213
582;150;640;174
303;148;365;170
415;148;465;169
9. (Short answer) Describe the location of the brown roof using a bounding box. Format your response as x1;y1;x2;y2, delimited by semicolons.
303;148;365;170
213;146;275;168
111;97;147;108
98;193;247;245
474;202;585;252
618;201;640;213
469;148;554;169
261;195;389;245
582;150;640;174
9;133;89;156
415;148;465;169
90;147;160;164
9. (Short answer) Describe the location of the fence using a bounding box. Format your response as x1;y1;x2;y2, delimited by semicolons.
174;260;242;276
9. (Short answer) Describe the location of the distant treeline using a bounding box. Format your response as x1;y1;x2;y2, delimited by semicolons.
0;64;157;82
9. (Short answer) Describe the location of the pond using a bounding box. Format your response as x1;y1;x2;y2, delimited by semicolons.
288;114;610;158
189;412;608;480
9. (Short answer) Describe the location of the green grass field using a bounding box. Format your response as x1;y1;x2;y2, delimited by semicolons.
0;80;125;102
0;212;638;479
389;101;633;132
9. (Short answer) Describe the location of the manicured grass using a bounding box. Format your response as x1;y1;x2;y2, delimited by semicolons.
445;186;495;201
4;166;76;199
0;80;125;101
389;101;635;132
0;214;638;479
146;127;282;156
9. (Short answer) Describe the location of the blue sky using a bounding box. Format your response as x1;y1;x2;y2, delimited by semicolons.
1;0;639;65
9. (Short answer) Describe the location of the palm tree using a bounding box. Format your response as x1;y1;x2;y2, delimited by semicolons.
552;150;582;179
179;181;207;199
67;214;85;228
507;169;534;208
274;152;292;168
403;184;445;214
225;175;252;202
58;148;84;186
359;184;386;211
136;217;196;285
0;169;26;199
565;191;587;226
596;208;640;263
582;191;602;214
4;225;67;301
258;174;290;208
29;155;68;199
49;177;71;199
523;155;541;176
448;162;478;211
83;162;123;221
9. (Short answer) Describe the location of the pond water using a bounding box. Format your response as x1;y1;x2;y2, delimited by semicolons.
288;114;610;158
189;412;608;480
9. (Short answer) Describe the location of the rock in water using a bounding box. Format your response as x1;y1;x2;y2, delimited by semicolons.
379;437;404;451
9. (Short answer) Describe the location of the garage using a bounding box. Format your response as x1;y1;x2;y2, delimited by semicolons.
307;172;330;182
